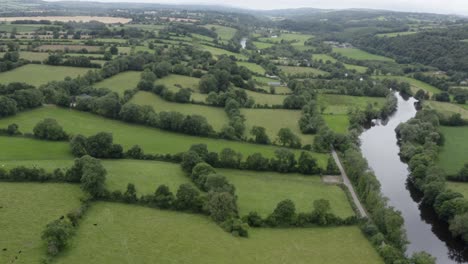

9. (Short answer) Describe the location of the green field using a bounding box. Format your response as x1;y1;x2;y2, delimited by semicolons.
424;101;468;119
55;202;382;264
375;75;441;95
258;33;313;45
0;106;311;160
155;74;200;91
376;31;417;37
438;126;468;174
219;169;352;217
447;182;468;198
241;108;315;144
0;23;57;32
0;136;72;160
278;65;328;76
312;54;367;73
323;115;350;134
131;91;229;131
333;47;394;62
93;71;140;96
0;183;83;264
197;44;247;60
244;89;287;106
317;94;386;115
0;51;49;61
238;61;266;75
0;64;92;86
204;24;237;41
253;41;274;49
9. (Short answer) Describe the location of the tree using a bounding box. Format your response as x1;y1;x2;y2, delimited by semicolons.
119;103;143;123
85;132;122;158
152;61;171;78
268;199;296;226
126;145;144;159
449;212;468;243
41;219;75;256
410;252;436;264
0;96;17;118
181;151;202;172
109;45;119;55
174;88;191;103
153;185;175;209
6;123;19;135
199;74;218;93
191;162;215;184
79;155;107;198
175;184;201;211
204;174;235;194
70;134;87;157
297;151;320;175
312;199;331;225
204;192;237;222
219;148;242;168
33;118;68;141
250;126;270;144
123;183;138;203
277;128;301;148
271;148;296;173
244;153;270;171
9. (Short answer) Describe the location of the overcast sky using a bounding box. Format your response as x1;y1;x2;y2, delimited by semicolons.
52;0;468;15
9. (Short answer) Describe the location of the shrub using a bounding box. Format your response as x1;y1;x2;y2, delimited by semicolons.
41;219;75;256
33;118;68;141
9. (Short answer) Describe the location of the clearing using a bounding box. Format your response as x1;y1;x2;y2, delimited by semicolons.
438;126;468;174
93;71;141;96
0;64;91;86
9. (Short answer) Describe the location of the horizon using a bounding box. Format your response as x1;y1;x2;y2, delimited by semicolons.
44;0;467;16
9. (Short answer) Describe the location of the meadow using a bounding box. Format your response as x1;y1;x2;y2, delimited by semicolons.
312;54;367;73
424;101;468;119
0;51;49;61
0;106;320;162
197;44;247;60
93;71;141;96
278;65;328;76
0;183;83;264
244;90;287;106
54;202;383;264
437;126;468;174
317;94;386;115
376;31;417;37
447;182;468;199
130;91;229;131
203;24;237;41
0;64;91;86
237;61;266;75
155;74;200;91
257;33;313;44
333;47;394;62
253;41;274;49
375;75;441;95
323;115;350;134
0;136;72;161
219;169;352;217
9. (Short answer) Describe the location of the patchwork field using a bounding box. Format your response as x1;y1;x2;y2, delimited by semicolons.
54;202;383;264
0;136;72;160
424;101;468;119
278;65;328;76
438;126;468;174
204;24;237;42
312;54;367;73
244;90;287;106
0;64;92;86
241;108;314;144
253;41;274;49
35;45;102;52
375;75;441;95
197;44;247;60
93;71;141;96
317;94;387;115
0;51;49;61
0;16;132;24
0;183;83;264
0;106;318;162
131;91;229;131
376;31;417;37
258;33;313;44
238;61;266;75
219;169;351;217
333;47;394;62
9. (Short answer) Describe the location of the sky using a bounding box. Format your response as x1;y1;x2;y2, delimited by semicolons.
50;0;468;15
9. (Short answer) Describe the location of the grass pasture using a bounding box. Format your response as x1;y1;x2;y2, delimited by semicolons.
0;136;72;161
55;202;383;264
0;183;83;264
333;47;394;62
278;65;328;76
93;71;141;96
447;182;468;199
424;101;468;119
204;24;237;41
0;106;313;161
376;31;417;37
312;54;367;73
219;169;352;217
323;115;350;134
130;91;228;131
0;51;50;61
317;94;386;115
253;41;274;49
0;64;91;86
237;61;266;75
376;75;441;95
244;90;287;106
197;44;247;60
437;126;468;174
241;108;315;145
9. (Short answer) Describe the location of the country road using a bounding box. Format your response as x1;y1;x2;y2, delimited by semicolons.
331;149;367;218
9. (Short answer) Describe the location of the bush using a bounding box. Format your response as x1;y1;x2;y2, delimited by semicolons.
267;199;296;226
221;217;249;237
204;191;237;222
33;118;68;141
41;219;75;256
175;184;202;211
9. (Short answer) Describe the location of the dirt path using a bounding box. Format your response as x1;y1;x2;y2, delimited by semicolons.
331;149;368;218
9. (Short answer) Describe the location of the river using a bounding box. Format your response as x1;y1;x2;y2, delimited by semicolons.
359;93;468;263
240;38;247;49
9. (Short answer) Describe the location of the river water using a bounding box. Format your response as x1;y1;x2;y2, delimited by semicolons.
240;38;247;49
359;93;468;263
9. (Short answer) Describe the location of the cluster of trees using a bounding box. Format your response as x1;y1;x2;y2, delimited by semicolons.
243;199;358;227
0;47;28;73
396;109;468;245
137;70;192;104
70;132;123;159
0;82;43;118
33;118;68;141
162;23;218;39
220;98;246;140
448;163;468;182
45;54;101;68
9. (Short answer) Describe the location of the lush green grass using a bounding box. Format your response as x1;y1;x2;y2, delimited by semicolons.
333;47;394;62
120;24;166;32
323;115;350;134
94;38;128;43
0;106;308;160
244;89;287;106
237;61;266;75
438;126;468;174
204;24;237;41
278;65;328;76
312;54;367;73
93;71;140;96
253;41;274;49
0;136;72;161
375;75;441;95
0;51;49;61
0;183;83;264
130;91;228;131
447;182;468;198
241;108;315;144
0;159;191;196
55;202;382;264
258;33;313;44
317;94;386;115
0;64;92;86
219;169;352;217
376;31;417;37
0;23;57;32
155;74;200;91
197;44;247;60
424;101;468;119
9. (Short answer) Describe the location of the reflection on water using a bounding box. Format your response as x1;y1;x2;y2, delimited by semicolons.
359;93;468;263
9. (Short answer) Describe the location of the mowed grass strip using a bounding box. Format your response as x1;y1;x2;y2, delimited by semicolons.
317;94;386;115
438;126;468;174
93;71;141;96
241;108;315;144
219;169;353;217
0;183;83;264
55;202;383;264
0;64;92;86
0;106;311;161
278;65;328;76
130;91;229;131
333;47;394;62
